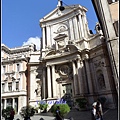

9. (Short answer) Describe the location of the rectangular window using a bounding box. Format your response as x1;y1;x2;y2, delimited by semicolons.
107;0;118;3
3;66;6;73
107;0;113;4
2;83;5;93
8;83;12;91
16;82;19;91
9;64;13;72
113;21;119;37
17;64;20;72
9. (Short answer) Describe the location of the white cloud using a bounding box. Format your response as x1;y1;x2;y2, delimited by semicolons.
22;36;41;50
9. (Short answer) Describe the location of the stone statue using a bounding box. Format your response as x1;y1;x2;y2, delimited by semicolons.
35;83;41;96
95;22;103;35
98;73;106;89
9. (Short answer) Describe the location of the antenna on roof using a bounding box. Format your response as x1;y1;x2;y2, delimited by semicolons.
58;0;65;11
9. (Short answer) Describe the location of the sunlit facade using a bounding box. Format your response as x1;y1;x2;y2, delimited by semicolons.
28;4;118;109
1;44;36;113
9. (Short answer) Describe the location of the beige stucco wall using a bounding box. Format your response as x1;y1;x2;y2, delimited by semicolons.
109;2;119;22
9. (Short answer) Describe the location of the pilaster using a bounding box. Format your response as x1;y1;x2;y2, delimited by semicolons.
47;65;52;98
42;27;46;49
72;61;79;95
51;65;57;98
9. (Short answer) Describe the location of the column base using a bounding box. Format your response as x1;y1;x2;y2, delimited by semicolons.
47;97;55;100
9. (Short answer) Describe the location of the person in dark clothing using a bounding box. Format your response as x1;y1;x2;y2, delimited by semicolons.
92;101;103;120
10;108;15;120
96;101;103;120
56;106;62;120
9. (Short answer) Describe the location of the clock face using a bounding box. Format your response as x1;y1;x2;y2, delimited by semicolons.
59;65;69;76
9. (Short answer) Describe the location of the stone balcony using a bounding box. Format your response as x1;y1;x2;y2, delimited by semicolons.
5;70;15;75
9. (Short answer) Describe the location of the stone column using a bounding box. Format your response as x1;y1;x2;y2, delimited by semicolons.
20;74;22;90
12;98;15;108
5;81;8;92
21;62;23;71
69;18;74;40
78;14;84;38
55;42;58;51
82;13;88;38
12;80;15;91
42;27;46;49
84;55;93;93
77;58;84;95
72;61;79;95
4;98;6;109
73;16;79;40
46;25;51;47
47;65;52;98
51;65;57;98
43;67;46;99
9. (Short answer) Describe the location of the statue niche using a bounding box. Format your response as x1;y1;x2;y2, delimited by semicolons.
97;73;106;89
35;83;41;96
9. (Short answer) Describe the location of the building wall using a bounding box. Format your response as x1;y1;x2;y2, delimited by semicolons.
91;0;118;105
109;2;119;22
1;44;35;113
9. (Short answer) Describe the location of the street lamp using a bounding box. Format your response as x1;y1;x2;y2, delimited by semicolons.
58;0;65;11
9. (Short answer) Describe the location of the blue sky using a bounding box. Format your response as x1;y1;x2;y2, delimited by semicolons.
2;0;98;50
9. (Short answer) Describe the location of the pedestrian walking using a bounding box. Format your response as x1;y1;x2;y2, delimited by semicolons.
92;101;103;120
56;106;63;120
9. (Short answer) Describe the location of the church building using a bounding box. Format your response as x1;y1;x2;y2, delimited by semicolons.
28;3;118;109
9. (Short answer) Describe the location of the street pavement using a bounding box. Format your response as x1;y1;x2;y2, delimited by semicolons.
1;108;118;120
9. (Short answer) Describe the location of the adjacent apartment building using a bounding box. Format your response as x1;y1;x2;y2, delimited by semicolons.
1;44;36;113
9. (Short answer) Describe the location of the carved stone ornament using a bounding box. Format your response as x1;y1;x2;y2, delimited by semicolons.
35;83;41;96
59;65;70;76
56;64;73;82
94;61;104;68
57;25;68;33
58;41;65;47
98;73;106;89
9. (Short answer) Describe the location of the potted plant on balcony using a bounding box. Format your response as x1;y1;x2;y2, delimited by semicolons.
19;105;35;120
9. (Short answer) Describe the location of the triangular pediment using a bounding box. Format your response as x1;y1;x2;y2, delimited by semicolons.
40;4;87;22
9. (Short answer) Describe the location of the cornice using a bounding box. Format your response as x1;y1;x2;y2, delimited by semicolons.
2;44;35;54
2;57;27;64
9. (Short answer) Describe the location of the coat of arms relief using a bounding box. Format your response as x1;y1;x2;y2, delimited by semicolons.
56;64;73;82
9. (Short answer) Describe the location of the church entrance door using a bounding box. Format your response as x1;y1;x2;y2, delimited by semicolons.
62;83;73;108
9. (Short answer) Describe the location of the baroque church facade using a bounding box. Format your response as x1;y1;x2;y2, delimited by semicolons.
28;4;118;109
2;2;118;113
